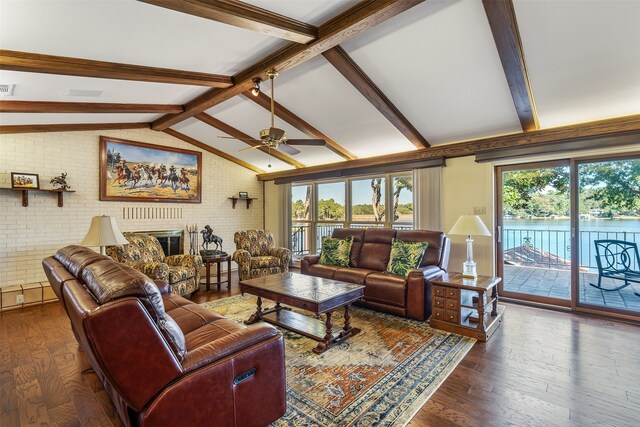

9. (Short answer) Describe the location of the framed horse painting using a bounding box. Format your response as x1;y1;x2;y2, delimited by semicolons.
99;136;202;203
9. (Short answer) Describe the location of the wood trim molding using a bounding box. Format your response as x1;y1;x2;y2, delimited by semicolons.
139;0;317;44
0;122;150;134
257;114;640;181
195;112;305;168
483;0;538;132
0;49;233;88
151;0;425;130
0;101;183;114
163;128;265;174
245;92;356;160
322;46;429;149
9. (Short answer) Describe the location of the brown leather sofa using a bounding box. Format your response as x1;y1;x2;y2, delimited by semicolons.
43;245;286;427
301;228;450;321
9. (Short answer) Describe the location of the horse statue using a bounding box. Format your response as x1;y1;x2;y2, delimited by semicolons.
200;225;223;252
50;172;70;191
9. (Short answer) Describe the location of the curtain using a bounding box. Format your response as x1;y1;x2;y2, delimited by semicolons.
413;167;442;231
278;182;291;252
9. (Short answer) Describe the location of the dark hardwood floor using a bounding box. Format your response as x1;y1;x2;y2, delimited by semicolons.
2;272;639;426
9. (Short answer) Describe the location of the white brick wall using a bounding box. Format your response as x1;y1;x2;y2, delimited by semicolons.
0;129;263;288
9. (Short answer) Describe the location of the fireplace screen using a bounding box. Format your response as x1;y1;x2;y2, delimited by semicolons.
129;230;183;256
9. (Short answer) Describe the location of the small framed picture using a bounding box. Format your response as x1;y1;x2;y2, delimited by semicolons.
238;191;248;199
11;172;40;189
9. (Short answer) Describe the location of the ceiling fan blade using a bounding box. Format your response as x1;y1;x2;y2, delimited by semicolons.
278;144;301;155
269;127;286;140
238;144;264;152
218;136;261;142
285;139;326;146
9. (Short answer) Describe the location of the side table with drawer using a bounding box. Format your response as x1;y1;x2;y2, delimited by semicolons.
429;272;504;341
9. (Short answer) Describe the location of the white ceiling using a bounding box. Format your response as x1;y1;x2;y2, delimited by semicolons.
1;0;639;172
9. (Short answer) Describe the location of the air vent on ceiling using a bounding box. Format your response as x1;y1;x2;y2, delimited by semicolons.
0;84;15;96
63;88;103;97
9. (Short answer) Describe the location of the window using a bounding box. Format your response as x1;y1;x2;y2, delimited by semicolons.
289;174;414;257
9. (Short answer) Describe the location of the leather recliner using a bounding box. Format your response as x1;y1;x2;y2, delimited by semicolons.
301;228;450;321
43;245;286;427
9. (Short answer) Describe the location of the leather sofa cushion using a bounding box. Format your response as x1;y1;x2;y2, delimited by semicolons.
304;263;340;279
364;272;407;307
55;245;110;279
334;267;377;285
164;300;226;335
332;228;365;267
396;230;445;267
358;229;396;271
82;260;166;323
184;318;244;351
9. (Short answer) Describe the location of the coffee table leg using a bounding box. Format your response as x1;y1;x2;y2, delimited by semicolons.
313;311;333;354
344;304;352;332
245;296;263;325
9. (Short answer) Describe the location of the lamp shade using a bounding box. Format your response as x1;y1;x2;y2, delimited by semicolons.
449;215;491;237
81;216;128;248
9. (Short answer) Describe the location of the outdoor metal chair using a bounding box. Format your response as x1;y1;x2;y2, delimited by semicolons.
590;240;640;297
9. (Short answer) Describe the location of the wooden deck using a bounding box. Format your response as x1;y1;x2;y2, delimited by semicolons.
504;265;640;311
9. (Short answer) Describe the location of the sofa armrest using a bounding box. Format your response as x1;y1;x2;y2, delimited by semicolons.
182;323;281;373
439;236;451;272
268;247;292;271
129;261;170;282
301;255;320;274
409;265;445;280
84;298;183;411
405;266;445;321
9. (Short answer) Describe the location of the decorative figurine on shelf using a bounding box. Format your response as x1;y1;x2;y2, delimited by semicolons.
50;172;70;191
200;225;225;258
186;224;199;256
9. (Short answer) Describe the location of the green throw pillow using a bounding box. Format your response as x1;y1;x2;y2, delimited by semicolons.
386;238;428;277
319;236;353;267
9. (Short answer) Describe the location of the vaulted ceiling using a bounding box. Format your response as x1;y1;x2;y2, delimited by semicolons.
1;0;639;176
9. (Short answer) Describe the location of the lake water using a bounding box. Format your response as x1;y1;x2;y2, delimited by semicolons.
503;218;640;270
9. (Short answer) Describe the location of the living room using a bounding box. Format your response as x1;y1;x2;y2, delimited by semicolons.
1;1;639;426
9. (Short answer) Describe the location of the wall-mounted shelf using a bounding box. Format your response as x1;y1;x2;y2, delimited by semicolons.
228;197;256;209
0;187;76;207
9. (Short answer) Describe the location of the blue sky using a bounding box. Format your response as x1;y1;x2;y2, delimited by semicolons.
108;142;198;167
292;178;412;205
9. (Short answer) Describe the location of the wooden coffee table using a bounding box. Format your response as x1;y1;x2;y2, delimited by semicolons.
239;272;364;354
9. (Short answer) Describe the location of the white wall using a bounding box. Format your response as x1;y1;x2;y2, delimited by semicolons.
441;157;495;276
0;129;263;288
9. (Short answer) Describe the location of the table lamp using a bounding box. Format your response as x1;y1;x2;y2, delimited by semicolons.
449;215;491;279
80;215;128;255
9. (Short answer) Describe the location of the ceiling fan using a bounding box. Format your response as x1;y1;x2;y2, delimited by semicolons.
218;68;326;156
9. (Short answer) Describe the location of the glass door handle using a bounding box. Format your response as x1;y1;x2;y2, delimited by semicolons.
496;226;502;243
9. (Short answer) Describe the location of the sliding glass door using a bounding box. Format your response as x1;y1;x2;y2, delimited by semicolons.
497;154;640;320
575;156;640;316
496;161;572;306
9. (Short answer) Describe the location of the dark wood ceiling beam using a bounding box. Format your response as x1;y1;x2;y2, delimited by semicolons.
0;122;150;134
151;0;425;130
257;114;640;181
0;49;233;88
483;0;538;132
139;0;317;43
322;46;429;149
245;92;357;160
195;112;305;168
0;101;183;114
163;128;265;174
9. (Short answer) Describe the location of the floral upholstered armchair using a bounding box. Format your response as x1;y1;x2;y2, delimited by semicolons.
233;229;291;281
106;232;202;296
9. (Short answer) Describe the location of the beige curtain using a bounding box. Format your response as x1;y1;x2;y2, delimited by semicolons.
278;182;291;251
413;167;442;231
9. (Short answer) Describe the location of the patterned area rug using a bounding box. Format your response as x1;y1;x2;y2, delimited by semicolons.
202;295;475;426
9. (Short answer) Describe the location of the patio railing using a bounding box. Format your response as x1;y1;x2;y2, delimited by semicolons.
503;228;640;271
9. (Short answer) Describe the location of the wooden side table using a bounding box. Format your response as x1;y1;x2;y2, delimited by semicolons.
429;272;504;341
200;255;232;291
